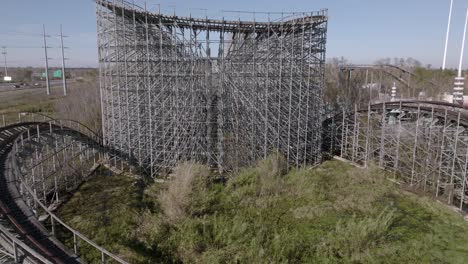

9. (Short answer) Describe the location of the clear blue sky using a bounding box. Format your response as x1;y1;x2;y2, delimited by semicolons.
0;0;466;68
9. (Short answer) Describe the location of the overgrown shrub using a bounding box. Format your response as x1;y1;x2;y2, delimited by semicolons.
54;77;101;133
318;208;396;261
59;159;468;263
255;151;288;196
158;162;211;223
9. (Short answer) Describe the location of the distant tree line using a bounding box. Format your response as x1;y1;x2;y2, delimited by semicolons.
324;57;458;111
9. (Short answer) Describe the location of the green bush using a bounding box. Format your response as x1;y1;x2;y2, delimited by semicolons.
318;208;396;262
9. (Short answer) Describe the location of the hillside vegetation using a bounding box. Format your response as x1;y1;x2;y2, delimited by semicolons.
57;157;468;263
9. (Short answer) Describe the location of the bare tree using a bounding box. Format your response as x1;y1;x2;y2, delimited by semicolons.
55;72;102;133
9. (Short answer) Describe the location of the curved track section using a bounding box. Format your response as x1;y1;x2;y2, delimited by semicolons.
4;101;466;262
324;101;468;210
339;64;440;90
0;113;129;263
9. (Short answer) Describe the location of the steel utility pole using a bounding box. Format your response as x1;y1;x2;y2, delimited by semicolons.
60;24;67;96
443;0;454;70
43;24;51;95
453;8;468;105
1;46;7;78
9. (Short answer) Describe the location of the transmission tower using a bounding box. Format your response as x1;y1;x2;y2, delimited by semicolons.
1;46;7;78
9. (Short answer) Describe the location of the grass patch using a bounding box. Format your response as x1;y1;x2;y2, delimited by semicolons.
58;159;468;263
56;167;161;263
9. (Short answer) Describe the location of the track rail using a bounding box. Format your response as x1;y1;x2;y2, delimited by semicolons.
339;64;440;89
0;123;76;263
0;224;52;264
97;0;327;33
0;116;129;264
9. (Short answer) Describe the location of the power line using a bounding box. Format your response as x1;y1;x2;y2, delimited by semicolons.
0;46;44;49
0;32;43;37
1;46;70;49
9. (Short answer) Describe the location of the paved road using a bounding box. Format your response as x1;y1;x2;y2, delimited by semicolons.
0;80;67;93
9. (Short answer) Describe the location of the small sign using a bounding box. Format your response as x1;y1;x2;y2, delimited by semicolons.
3;76;11;82
53;70;62;78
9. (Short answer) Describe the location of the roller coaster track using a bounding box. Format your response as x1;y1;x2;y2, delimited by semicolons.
1;100;468;263
340;64;440;89
0;113;129;264
324;100;468;211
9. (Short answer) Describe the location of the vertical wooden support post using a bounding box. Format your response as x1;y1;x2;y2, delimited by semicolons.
204;18;212;166
264;14;271;160
32;167;37;216
460;142;468;210
364;103;371;167
54;172;59;204
330;116;336;157
424;107;435;191
121;4;131;162
340;107;346;158
217;19;226;173
351;104;358;163
410;104;421;186
286;15;295;166
73;232;78;255
436;109;448;197
379;102;386;167
143;2;153;177
79;143;84;185
448;111;461;205
251;15;258;166
51;216;55;236
36;124;39;143
13;241;18;263
276;14;284;153
393;102;403;179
